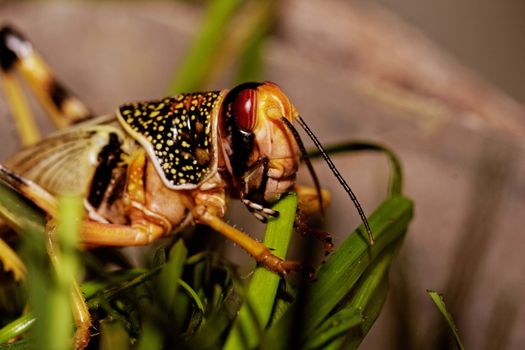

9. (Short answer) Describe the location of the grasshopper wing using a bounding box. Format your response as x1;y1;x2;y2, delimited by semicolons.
6;116;129;198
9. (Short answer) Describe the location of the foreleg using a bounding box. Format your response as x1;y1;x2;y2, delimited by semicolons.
192;185;301;274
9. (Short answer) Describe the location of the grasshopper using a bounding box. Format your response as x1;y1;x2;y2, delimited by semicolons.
0;25;372;348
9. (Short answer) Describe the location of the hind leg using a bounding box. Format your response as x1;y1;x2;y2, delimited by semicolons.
0;235;26;281
0;25;93;146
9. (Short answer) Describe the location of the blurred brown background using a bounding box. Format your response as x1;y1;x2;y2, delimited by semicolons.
0;1;524;349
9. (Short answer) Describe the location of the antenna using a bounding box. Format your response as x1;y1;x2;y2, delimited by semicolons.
281;117;324;217
286;116;374;245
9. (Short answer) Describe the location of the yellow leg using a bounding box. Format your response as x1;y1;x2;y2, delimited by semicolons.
70;282;91;350
0;26;92;132
193;206;301;274
80;220;166;247
16;51;92;129
45;222;91;350
1;72;40;146
0;164;57;216
0;237;26;281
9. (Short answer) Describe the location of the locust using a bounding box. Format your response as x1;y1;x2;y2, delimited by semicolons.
0;25;372;348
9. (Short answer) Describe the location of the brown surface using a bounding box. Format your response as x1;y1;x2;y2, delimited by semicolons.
0;1;524;349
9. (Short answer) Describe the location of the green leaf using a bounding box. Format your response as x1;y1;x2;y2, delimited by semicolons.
263;195;413;349
158;239;188;309
224;193;298;350
308;141;404;197
427;290;465;350
0;182;45;233
234;0;277;83
44;196;82;350
0;314;35;344
331;240;402;350
167;0;243;93
136;321;163;350
303;309;363;350
99;319;129;350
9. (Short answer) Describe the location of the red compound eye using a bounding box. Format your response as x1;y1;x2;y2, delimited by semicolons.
231;88;257;131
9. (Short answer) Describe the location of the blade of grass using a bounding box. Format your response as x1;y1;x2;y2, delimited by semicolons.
263;195;413;349
0;180;44;345
427;290;465;350
45;195;82;350
308;141;403;197
0;182;45;233
233;0;277;83
169;0;278;93
158;239;188;310
21;195;82;350
303;241;400;350
99;319;129;350
158;239;189;330
304;308;363;350
168;0;243;93
300;196;412;333
87;268;161;309
223;193;298;350
331;240;403;350
81;268;148;299
0;314;35;344
136;320;163;350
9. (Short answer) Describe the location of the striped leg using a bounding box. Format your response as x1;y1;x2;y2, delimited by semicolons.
0;164;57;281
0;25;93;144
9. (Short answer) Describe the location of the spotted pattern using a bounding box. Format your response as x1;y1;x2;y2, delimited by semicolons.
118;92;221;188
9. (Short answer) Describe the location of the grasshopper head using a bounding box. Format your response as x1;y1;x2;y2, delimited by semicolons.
220;82;300;210
220;82;374;243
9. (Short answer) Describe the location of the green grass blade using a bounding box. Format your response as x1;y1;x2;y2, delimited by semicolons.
303;242;400;350
427;290;465;350
99;319;129;350
0;314;35;344
86;268;160;309
167;0;243;93
178;279;206;314
136;321;163;350
234;0;277;83
158;239;190;333
301;196;412;333
46;195;82;350
335;240;403;349
303;308;363;350
158;239;188;312
223;193;298;350
21;195;82;350
0;182;45;233
80;268;148;299
263;195;413;349
308;141;404;197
